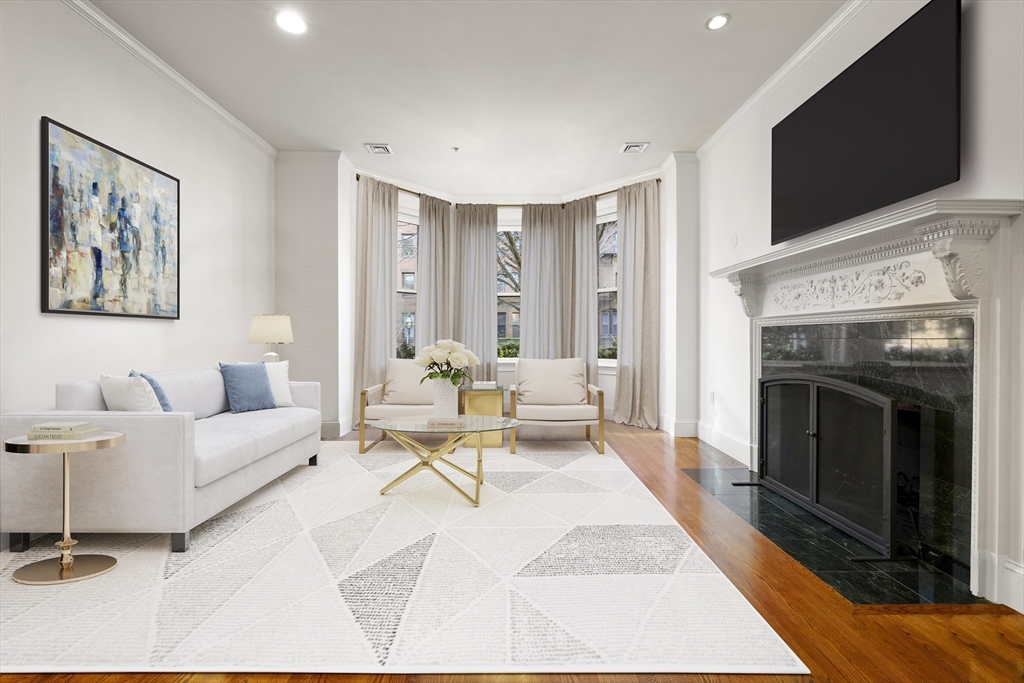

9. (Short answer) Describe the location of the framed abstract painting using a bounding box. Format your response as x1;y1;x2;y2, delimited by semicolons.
41;117;180;319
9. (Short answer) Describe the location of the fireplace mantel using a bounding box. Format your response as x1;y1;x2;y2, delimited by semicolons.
710;199;1022;318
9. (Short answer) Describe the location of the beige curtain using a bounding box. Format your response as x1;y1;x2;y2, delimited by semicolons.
453;204;498;381
613;180;660;429
415;194;454;348
353;177;398;424
520;199;598;384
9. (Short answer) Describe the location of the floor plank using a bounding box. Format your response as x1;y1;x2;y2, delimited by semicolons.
2;424;1021;683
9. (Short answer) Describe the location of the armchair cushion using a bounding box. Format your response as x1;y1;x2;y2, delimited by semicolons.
364;404;434;420
516;404;599;421
515;358;587;405
382;359;433;405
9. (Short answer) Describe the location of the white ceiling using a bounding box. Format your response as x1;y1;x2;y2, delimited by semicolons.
94;0;844;198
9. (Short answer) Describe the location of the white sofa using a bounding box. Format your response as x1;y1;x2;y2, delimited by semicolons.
0;367;321;552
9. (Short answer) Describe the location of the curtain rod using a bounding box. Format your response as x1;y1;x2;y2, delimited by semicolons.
354;173;658;207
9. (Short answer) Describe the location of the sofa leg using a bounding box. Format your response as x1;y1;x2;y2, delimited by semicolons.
9;533;30;552
308;454;318;466
171;532;190;552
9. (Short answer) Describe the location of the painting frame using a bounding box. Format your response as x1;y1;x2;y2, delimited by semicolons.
41;116;181;320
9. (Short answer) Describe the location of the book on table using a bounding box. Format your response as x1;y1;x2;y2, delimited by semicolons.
28;427;103;441
28;422;102;440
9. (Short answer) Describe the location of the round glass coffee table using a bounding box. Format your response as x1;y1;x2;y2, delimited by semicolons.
4;431;126;585
369;415;518;507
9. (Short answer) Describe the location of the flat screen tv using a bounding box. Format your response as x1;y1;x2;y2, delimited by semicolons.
771;0;960;245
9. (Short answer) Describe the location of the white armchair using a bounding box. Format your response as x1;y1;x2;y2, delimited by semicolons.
359;358;433;453
509;358;604;454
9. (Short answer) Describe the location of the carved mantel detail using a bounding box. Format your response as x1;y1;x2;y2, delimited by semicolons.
729;274;761;318
714;201;1021;317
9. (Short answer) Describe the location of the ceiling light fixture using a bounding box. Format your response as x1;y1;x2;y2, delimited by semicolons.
364;143;393;155
705;14;730;31
274;11;308;34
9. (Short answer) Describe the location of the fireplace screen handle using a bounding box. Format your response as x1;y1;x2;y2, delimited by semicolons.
806;430;818;437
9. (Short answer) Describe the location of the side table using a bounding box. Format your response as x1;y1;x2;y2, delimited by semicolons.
459;384;509;447
4;431;126;585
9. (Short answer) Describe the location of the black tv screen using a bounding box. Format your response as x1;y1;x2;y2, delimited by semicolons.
771;0;960;245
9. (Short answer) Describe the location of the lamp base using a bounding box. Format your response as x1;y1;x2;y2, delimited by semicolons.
262;352;280;362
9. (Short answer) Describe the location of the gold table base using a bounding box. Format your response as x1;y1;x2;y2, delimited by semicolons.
12;554;117;585
379;431;484;506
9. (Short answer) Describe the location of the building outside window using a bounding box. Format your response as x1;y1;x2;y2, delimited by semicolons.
597;220;618;359
396;220;418;358
497;229;521;358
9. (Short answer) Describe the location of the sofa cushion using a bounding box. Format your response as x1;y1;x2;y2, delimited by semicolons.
194;407;321;486
382;359;433;405
220;363;277;414
364;404;435;419
99;374;163;412
515;358;587;405
516;404;599;421
146;367;230;419
130;371;174;411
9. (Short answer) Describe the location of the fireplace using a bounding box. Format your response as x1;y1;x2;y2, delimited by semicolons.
759;316;974;582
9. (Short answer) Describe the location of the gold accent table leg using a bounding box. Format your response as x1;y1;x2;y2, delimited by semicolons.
379;431;486;506
11;451;117;586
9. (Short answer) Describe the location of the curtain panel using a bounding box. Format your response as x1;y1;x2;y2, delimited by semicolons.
415;194;455;348
614;180;660;429
453;204;498;381
353;177;398;425
520;199;598;384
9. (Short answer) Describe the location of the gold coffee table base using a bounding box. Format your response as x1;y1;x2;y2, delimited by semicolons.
380;431;484;506
13;554;117;585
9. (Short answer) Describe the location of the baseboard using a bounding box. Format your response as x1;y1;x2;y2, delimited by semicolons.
321;421;342;440
673;419;699;438
1002;559;1024;614
697;422;752;468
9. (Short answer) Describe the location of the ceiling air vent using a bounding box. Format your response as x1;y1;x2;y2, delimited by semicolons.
621;142;649;154
364;143;393;155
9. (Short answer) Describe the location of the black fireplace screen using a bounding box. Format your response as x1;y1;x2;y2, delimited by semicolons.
759;375;897;557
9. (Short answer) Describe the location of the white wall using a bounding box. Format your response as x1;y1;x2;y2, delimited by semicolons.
275;152;341;436
0;0;276;415
698;0;1024;607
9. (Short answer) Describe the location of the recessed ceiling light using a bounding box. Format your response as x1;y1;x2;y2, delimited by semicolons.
621;142;649;154
274;11;308;34
364;143;393;155
706;14;730;31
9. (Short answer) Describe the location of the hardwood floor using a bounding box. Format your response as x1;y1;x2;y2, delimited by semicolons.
3;424;1021;683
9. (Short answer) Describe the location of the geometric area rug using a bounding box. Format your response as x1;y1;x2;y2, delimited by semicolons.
0;440;808;674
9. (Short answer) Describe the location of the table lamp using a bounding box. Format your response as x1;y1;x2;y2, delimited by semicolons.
248;314;293;361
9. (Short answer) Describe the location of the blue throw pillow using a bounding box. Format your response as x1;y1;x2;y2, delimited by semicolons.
219;362;277;414
129;370;174;411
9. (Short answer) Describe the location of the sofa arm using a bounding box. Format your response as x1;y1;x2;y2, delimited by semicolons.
289;382;321;412
0;411;196;535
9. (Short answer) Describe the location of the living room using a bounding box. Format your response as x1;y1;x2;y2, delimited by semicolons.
1;0;1021;681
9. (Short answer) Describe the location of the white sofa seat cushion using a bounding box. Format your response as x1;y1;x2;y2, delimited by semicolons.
516;404;599;422
382;359;433;405
516;358;587;405
364;404;435;419
194;407;320;486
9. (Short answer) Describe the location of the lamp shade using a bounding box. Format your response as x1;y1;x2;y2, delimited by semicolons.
248;314;293;344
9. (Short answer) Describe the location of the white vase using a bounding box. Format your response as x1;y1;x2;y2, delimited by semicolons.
433;378;459;418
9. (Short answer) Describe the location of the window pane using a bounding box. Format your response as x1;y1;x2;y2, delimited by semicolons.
598;220;617;359
497;230;521;358
397;221;418;357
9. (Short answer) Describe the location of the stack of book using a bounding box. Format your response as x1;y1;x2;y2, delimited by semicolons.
28;421;103;441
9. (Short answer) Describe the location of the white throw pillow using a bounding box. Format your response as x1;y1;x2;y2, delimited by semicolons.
238;360;295;407
99;373;163;412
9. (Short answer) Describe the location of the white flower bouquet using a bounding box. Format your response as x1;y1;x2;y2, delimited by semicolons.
414;339;480;386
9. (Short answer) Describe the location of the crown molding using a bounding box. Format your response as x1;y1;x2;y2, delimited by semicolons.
696;0;870;161
61;0;277;160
